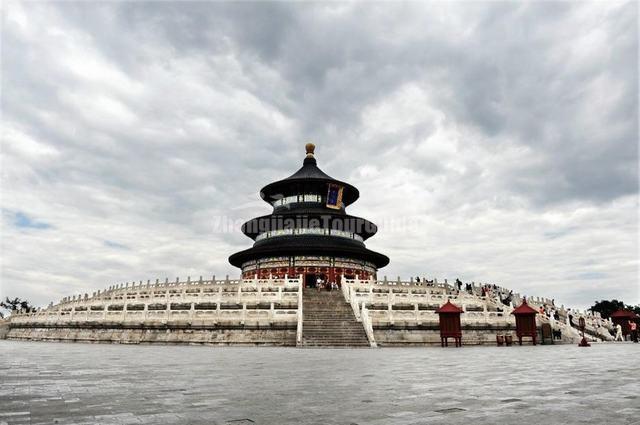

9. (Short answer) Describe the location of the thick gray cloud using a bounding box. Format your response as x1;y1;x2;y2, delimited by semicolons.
1;1;637;309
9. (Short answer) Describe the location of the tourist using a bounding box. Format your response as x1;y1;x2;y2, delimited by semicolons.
614;323;623;341
629;320;638;343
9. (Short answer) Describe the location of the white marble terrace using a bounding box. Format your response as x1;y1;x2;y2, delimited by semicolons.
9;274;616;345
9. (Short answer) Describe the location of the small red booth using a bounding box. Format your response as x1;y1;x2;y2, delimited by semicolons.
511;300;538;345
436;300;463;347
610;310;638;338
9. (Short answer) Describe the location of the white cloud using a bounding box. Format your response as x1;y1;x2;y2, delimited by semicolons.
0;1;637;310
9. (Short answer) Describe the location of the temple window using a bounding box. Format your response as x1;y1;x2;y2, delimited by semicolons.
272;193;323;207
256;228;364;242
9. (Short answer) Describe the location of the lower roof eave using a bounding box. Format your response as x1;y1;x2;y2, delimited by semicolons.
228;246;389;269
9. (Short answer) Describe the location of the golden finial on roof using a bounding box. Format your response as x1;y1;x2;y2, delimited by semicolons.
305;142;315;158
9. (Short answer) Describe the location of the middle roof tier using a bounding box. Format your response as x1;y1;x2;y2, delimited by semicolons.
240;212;379;241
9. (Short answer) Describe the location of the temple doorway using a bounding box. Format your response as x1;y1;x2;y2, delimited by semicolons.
305;274;317;289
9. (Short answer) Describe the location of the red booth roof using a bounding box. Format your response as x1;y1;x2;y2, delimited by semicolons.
611;310;639;319
436;300;463;314
511;300;538;315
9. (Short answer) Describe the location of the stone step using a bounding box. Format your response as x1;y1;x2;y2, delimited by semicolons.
304;314;355;318
304;309;353;312
304;335;367;340
303;317;360;320
304;326;366;331
304;307;353;310
304;311;354;315
305;305;352;308
302;341;370;347
303;317;356;320
304;336;367;340
304;309;354;313
304;306;353;309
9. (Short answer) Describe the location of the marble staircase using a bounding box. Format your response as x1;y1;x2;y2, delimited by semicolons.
302;289;370;347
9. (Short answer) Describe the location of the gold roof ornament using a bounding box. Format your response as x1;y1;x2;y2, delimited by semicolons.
305;142;315;158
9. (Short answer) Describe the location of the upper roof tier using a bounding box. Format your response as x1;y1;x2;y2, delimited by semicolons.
259;143;360;207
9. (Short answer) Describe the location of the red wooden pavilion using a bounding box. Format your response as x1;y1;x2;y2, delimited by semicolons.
610;310;639;337
436;300;463;347
511;300;538;345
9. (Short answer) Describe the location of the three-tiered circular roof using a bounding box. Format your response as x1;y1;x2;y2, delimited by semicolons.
228;144;389;269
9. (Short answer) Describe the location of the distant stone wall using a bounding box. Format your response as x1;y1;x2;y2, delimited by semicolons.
0;320;9;339
372;324;529;346
7;276;303;346
7;324;296;346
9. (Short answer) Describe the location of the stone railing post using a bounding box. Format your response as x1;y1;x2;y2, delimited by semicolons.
350;287;360;321
341;279;350;302
296;278;303;347
361;304;377;348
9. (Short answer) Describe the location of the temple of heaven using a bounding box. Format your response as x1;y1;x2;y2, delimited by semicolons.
5;143;620;348
229;143;389;287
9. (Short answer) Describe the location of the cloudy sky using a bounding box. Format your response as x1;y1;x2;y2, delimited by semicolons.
2;1;638;310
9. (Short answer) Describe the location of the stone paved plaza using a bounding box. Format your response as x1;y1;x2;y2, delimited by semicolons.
0;341;638;425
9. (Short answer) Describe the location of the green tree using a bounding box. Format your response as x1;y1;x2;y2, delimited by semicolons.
0;297;34;316
589;299;638;319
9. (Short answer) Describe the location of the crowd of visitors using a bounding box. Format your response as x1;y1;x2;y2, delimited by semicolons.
411;273;638;344
313;277;340;292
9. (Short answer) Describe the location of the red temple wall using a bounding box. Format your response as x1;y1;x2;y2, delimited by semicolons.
242;266;374;282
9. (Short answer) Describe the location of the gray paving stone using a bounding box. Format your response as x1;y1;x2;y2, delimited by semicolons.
0;341;638;424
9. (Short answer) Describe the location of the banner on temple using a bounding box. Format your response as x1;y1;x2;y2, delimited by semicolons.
326;183;344;209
